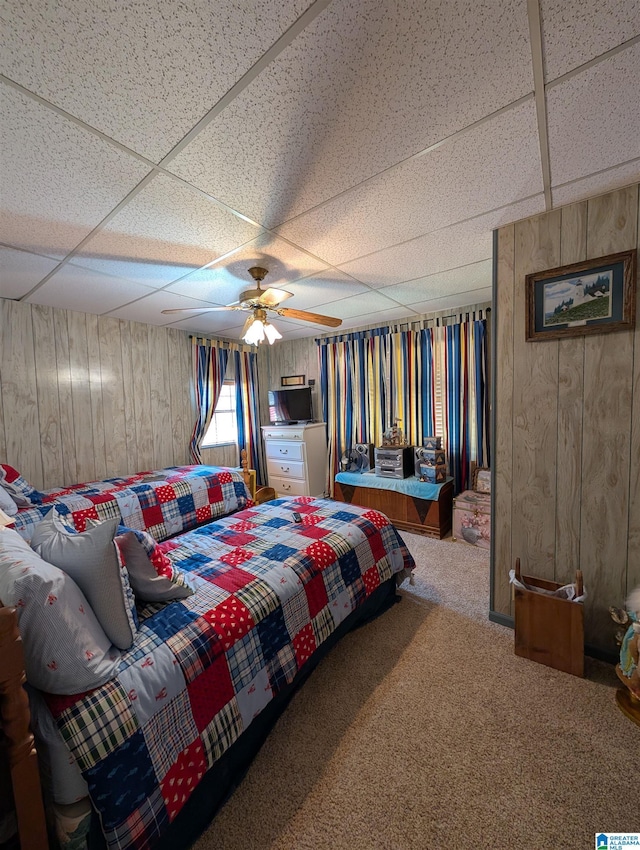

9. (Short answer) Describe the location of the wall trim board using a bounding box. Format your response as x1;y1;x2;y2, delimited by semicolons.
487;611;617;665
488;611;513;628
490;227;499;617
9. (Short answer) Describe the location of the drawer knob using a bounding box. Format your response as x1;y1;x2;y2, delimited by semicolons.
279;449;288;454
282;484;291;490
282;466;290;472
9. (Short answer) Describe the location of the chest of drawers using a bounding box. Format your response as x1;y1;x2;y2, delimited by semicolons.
261;423;328;498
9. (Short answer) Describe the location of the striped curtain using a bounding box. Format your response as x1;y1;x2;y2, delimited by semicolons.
318;329;392;492
439;319;488;492
389;328;436;448
190;338;229;463
233;349;267;486
318;315;488;495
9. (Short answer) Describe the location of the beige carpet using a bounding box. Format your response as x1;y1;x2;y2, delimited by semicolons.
193;532;638;850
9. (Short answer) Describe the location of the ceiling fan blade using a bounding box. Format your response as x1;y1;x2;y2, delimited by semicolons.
161;305;240;315
258;287;293;307
278;307;342;327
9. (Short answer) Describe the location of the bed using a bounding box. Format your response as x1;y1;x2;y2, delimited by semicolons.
0;462;252;543
0;494;414;850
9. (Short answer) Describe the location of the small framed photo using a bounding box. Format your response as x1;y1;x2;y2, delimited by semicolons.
281;374;305;387
472;467;491;494
526;249;636;341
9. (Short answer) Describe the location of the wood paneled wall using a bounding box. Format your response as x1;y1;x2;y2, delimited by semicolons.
493;183;640;654
261;336;322;420
0;300;199;489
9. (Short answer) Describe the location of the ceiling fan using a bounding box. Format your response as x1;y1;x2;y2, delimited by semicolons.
162;266;342;344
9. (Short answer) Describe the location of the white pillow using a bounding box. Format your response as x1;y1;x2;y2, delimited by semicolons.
30;512;138;650
0;485;18;517
0;527;119;694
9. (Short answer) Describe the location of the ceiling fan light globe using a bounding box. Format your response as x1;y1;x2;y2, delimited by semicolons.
243;318;266;345
241;314;256;338
264;322;282;344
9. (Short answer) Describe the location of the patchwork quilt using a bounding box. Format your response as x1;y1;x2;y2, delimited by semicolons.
45;497;414;850
11;466;251;543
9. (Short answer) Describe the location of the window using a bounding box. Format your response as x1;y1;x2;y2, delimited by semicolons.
201;381;238;447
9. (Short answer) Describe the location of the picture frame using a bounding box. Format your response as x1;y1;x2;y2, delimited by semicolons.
472;467;491;494
281;374;305;387
525;249;637;341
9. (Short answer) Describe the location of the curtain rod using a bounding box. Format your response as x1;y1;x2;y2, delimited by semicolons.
316;307;491;343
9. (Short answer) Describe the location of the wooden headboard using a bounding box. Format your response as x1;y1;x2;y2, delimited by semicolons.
0;605;49;849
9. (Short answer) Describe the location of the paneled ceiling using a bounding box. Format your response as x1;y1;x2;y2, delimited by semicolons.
1;0;639;340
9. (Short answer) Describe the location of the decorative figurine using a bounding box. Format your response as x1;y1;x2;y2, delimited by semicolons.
610;587;640;726
381;421;407;447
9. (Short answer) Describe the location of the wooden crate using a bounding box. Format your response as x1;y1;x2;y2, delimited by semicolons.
513;559;584;677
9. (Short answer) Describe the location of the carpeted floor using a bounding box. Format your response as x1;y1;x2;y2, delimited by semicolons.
193;532;638;850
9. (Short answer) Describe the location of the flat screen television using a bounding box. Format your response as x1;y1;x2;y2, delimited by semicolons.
268;387;314;424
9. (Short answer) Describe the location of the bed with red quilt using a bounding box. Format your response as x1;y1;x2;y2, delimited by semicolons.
1;463;251;543
0;495;414;850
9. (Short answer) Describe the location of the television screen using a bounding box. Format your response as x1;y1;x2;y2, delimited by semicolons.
268;387;313;424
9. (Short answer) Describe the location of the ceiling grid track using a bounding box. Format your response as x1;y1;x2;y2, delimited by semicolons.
527;0;553;211
2;1;638;336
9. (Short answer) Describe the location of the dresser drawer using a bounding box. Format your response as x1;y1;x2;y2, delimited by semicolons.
267;458;306;480
268;475;308;497
262;427;305;441
265;441;305;462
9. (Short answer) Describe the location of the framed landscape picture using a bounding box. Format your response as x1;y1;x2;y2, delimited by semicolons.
281;374;305;386
525;249;636;341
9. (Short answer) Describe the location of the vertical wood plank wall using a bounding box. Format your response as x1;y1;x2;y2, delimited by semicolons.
493;183;640;653
262;336;322;420
0;300;198;489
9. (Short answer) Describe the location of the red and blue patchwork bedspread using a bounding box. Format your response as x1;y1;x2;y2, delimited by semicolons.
12;465;250;543
45;497;414;850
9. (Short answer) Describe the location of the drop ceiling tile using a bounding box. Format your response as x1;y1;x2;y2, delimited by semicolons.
168;0;532;227
105;290;225;325
73;173;263;282
24;265;155;313
279;270;370;310
547;45;640;186
315;305;420;336
338;196;545;287
552;160;640;207
378;260;492;306
0;0;313;161
275;100;543;266
317;291;411;320
70;258;199;290
540;0;640;82
167;233;329;302
268;325;323;340
406;287;493;315
0;247;60;299
0;84;151;258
